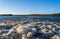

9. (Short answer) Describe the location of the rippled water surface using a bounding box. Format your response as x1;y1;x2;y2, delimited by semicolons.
0;16;60;22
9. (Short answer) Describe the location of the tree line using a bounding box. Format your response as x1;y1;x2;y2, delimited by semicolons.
0;13;60;16
28;13;60;16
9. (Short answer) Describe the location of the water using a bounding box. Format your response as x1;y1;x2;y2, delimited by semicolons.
0;16;60;22
0;16;60;39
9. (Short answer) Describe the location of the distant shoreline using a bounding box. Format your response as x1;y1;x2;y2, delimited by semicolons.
0;13;60;16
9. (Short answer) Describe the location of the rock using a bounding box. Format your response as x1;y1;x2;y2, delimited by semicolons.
22;34;27;39
27;32;33;38
51;35;60;39
47;25;52;29
16;26;31;35
31;28;37;35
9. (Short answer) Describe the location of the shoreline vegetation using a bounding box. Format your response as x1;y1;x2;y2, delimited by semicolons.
0;13;60;16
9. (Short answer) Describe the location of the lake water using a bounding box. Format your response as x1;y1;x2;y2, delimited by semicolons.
0;16;60;39
0;16;60;22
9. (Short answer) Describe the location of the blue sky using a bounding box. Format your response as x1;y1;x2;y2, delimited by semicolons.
0;0;60;15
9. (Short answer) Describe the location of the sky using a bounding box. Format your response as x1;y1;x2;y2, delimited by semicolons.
0;0;60;15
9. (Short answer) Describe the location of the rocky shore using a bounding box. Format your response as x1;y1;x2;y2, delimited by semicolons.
0;18;60;39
